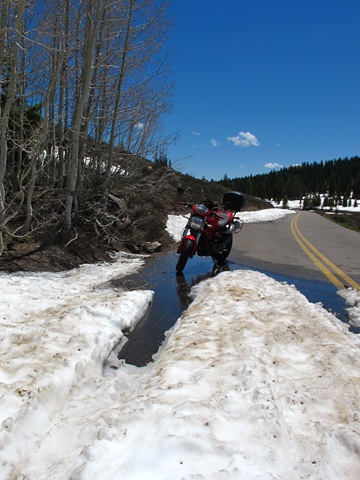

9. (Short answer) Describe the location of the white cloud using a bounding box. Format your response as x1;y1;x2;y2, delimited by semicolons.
210;138;221;147
264;162;283;169
227;131;260;147
192;131;201;136
134;122;144;130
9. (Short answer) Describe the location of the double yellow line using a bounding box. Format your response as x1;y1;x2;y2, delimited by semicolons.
291;212;360;291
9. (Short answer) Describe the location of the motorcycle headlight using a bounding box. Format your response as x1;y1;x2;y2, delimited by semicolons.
189;216;204;230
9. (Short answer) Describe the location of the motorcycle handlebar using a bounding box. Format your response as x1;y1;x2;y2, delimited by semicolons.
209;211;221;218
178;202;222;217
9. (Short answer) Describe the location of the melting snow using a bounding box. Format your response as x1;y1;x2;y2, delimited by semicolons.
0;210;359;479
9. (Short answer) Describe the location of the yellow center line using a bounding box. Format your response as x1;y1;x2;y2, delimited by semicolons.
290;212;360;291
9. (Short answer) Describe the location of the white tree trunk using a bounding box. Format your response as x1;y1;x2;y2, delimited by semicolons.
0;0;25;254
64;2;103;230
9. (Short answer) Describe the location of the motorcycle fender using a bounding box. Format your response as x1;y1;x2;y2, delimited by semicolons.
177;234;197;257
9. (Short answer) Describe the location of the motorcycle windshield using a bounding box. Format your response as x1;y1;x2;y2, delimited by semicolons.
193;204;209;215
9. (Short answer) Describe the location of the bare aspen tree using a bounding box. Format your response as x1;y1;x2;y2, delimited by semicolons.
100;0;172;201
35;0;72;190
18;1;67;233
0;0;9;253
0;0;173;246
63;0;106;229
101;0;134;207
0;0;26;254
119;0;172;166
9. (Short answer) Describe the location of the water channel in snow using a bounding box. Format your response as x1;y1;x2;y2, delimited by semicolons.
114;251;358;367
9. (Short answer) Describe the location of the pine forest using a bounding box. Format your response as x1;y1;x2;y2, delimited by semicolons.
220;156;360;208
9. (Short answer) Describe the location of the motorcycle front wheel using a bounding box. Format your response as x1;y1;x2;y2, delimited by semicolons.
176;238;194;273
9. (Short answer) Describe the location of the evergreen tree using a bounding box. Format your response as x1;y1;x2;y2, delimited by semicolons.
218;156;360;202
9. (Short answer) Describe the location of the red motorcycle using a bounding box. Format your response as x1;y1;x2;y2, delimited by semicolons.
176;190;245;273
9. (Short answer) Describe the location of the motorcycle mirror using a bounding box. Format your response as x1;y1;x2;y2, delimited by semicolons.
177;186;185;194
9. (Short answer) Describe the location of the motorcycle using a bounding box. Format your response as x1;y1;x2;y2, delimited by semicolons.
176;190;245;273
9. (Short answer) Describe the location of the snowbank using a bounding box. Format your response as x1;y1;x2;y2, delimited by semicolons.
0;211;359;479
74;271;360;480
166;207;296;243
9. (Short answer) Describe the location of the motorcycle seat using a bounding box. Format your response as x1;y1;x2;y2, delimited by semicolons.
217;213;230;227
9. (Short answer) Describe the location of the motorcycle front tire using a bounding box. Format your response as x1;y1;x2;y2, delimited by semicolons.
176;238;194;273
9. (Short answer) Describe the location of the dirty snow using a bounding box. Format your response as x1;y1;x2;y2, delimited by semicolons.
0;209;360;479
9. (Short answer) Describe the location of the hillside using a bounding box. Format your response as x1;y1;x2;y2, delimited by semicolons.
0;164;270;273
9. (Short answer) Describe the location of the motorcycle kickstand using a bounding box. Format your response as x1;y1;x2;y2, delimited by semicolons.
212;258;229;276
212;260;221;276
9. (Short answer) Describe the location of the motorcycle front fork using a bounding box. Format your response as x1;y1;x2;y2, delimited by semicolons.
178;230;201;257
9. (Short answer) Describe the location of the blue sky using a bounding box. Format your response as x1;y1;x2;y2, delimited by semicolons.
161;0;360;181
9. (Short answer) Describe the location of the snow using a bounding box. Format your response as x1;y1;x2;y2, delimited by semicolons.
274;197;360;213
1;210;360;479
166;207;296;242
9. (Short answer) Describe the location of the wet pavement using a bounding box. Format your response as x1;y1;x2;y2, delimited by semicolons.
114;251;358;367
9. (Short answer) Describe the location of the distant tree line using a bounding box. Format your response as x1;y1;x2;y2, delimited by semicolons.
219;156;360;205
0;0;173;255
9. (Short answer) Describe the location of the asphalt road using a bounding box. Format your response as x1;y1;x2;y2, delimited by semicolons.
230;210;360;290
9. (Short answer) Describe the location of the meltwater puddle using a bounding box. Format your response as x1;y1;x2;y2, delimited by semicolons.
113;252;215;366
113;252;356;367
